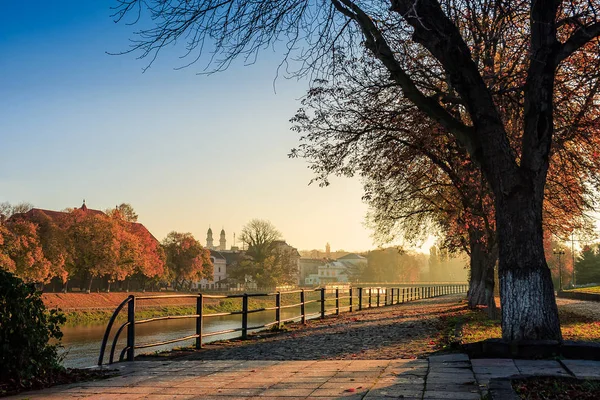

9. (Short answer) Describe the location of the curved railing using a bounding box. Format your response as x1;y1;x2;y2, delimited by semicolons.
98;283;468;365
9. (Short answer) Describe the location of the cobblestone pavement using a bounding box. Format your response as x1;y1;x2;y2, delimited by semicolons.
177;295;469;361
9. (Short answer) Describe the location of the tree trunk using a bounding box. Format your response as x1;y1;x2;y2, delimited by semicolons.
468;237;498;318
87;276;93;294
62;279;69;293
107;279;112;293
496;190;561;341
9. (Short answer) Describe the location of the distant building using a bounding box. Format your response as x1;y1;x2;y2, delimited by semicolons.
10;201;158;243
195;249;228;290
203;227;244;289
205;227;235;251
304;253;367;285
299;258;324;284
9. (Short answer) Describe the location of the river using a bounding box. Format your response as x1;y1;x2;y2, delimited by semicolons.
60;304;322;368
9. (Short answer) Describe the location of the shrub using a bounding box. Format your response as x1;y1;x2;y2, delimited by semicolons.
0;269;65;389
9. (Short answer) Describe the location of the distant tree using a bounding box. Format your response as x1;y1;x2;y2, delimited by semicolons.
1;219;53;284
130;229;166;289
24;211;70;285
0;223;15;271
106;203;139;223
162;232;212;290
428;247;442;282
234;220;299;288
363;247;423;282
67;209;119;292
0;202;34;218
239;219;281;262
575;245;600;285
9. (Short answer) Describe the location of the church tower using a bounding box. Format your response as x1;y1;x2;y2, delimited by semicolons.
326;242;331;259
206;227;214;249
219;228;226;251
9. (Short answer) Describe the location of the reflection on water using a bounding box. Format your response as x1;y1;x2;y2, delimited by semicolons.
60;304;321;368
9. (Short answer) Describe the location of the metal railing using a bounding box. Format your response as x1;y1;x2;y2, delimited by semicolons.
98;283;468;365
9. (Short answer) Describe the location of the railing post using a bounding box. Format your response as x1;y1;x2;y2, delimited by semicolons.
377;288;381;307
320;287;326;318
301;289;306;324
242;294;248;339
196;293;203;349
402;288;405;303
368;288;372;308
127;295;135;361
358;287;363;311
349;287;353;312
396;287;400;304
276;291;282;328
335;289;339;315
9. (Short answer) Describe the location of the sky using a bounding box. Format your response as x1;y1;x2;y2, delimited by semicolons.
0;1;435;252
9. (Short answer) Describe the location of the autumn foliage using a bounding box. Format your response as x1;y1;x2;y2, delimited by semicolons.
0;204;196;292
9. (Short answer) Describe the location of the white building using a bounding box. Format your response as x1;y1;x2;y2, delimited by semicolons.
196;250;227;290
305;261;351;285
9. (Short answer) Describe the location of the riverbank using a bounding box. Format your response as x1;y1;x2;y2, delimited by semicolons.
43;291;329;325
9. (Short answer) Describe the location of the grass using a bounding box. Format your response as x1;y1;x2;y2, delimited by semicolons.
60;294;333;326
568;286;600;294
438;304;600;345
512;377;600;399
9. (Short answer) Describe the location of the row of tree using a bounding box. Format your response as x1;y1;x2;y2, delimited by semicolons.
574;244;600;285
0;202;213;292
0;202;300;291
346;247;426;283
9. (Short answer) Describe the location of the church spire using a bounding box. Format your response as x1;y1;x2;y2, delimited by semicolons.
206;226;214;249
219;228;226;251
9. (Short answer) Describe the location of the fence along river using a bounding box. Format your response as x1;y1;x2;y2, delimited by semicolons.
58;284;467;368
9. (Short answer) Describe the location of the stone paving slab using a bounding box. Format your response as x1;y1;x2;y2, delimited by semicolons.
10;355;600;399
562;359;600;379
6;359;470;400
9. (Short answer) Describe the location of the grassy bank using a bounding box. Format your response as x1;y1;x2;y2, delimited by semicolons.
438;305;600;346
569;286;600;294
56;293;334;326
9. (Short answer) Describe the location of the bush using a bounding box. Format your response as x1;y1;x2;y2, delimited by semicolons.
0;269;65;389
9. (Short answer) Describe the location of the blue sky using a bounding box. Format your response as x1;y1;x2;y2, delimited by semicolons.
0;1;384;251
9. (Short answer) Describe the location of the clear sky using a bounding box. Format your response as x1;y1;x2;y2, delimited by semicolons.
0;1;429;252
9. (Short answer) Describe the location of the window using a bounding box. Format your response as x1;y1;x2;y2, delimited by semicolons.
218;267;221;273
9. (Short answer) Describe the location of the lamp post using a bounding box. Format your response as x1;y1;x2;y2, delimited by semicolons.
553;248;565;291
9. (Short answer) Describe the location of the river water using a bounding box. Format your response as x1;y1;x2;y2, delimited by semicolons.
60;304;322;368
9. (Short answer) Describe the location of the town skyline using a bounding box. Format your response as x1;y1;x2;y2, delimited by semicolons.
0;199;437;254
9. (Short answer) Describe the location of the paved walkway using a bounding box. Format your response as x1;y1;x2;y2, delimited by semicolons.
8;354;600;399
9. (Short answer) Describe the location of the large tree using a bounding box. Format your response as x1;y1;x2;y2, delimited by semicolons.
291;47;596;315
162;232;212;290
114;0;600;340
233;219;298;287
239;219;282;262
